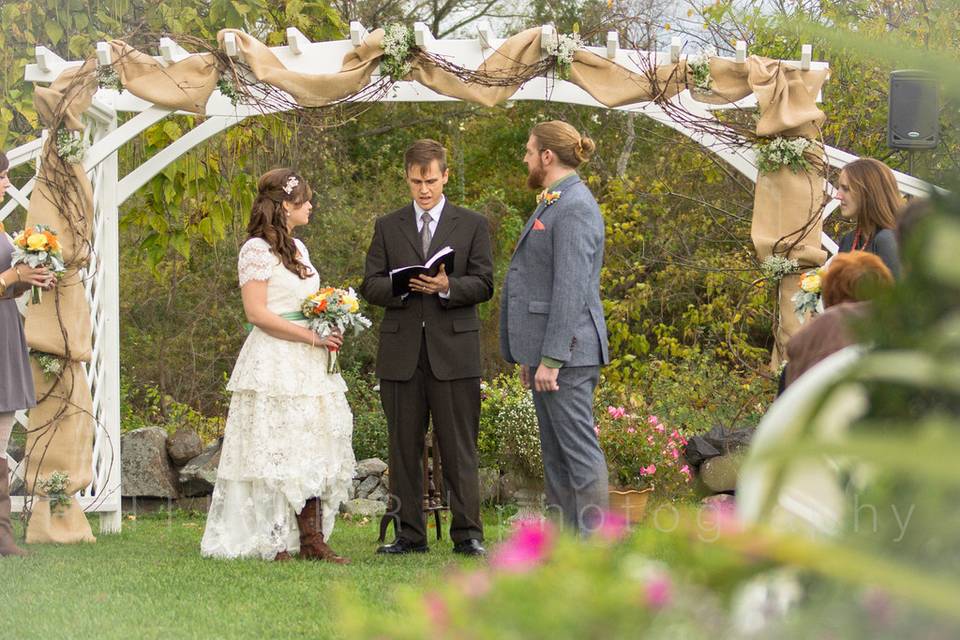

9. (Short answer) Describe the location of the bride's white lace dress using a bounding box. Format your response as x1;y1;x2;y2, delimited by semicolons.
201;237;356;560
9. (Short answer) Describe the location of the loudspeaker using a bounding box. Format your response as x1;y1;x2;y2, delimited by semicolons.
888;70;939;150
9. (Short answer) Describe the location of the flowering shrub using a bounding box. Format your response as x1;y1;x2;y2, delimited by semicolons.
478;373;543;481
597;405;692;498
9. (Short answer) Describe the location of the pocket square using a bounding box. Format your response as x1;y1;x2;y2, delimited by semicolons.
532;219;546;231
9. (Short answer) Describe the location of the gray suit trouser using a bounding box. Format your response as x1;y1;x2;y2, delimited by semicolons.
529;365;608;535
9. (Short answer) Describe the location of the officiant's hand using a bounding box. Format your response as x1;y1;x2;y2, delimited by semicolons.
411;264;449;296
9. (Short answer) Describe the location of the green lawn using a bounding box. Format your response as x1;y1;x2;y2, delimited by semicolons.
3;509;513;639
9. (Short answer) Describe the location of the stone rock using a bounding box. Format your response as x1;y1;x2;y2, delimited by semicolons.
479;467;500;504
339;498;386;517
178;439;223;497
367;484;388;503
166;428;203;467
699;453;742;494
121;427;179;498
356;475;380;498
355;458;388;477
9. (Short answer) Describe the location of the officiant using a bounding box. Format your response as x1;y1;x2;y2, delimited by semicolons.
359;139;493;556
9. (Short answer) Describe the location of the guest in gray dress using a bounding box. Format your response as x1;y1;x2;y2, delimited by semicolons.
835;158;903;279
0;149;56;557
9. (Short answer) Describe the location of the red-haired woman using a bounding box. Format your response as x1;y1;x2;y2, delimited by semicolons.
782;250;894;390
201;169;354;563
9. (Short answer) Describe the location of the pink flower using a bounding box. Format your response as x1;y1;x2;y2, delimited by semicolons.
594;423;600;436
644;573;673;610
454;569;492;599
423;592;448;629
639;464;657;476
680;464;691;477
654;424;665;434
646;435;655;445
491;519;555;573
626;427;636;434
607;406;626;419
596;511;629;542
671;448;680;459
647;415;660;426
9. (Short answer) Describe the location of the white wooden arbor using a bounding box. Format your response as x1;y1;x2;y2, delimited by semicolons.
3;23;939;532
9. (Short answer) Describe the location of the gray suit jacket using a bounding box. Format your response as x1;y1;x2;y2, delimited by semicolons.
499;174;609;367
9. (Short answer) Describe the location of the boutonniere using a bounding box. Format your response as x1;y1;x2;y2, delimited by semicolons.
536;190;561;206
0;220;5;234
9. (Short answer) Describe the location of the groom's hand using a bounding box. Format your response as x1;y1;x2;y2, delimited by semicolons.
519;365;531;389
411;264;450;295
534;364;560;393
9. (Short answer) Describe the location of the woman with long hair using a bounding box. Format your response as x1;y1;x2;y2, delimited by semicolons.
0;150;56;557
201;168;355;563
835;158;903;278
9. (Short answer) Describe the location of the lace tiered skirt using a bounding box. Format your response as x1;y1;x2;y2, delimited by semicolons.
201;326;356;560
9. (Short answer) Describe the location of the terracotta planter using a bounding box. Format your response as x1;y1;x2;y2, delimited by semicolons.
608;486;654;523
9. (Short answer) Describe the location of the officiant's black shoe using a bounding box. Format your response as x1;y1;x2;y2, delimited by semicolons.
376;538;429;555
452;539;486;557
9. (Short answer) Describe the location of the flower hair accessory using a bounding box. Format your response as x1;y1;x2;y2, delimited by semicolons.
282;176;300;195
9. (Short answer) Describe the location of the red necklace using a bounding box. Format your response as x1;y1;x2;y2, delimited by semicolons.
852;228;870;251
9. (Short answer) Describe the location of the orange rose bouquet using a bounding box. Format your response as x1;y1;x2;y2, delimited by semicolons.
11;224;65;304
301;286;371;373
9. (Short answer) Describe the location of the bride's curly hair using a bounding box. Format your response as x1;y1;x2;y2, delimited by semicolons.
247;168;314;279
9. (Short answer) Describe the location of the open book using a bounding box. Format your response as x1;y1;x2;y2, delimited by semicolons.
390;246;456;297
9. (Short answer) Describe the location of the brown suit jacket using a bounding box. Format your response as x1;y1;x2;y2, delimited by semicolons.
360;201;494;381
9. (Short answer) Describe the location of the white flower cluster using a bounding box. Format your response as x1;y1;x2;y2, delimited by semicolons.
546;32;584;68
760;255;800;281
756;136;813;174
55;128;87;165
381;23;415;79
687;46;716;91
282;176;300;195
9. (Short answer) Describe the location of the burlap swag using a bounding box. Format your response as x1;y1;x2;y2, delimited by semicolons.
22;26;827;541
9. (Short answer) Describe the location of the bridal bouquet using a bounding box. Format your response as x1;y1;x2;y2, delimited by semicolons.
10;224;65;304
302;287;371;373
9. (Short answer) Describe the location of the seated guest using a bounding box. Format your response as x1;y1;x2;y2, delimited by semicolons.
782;251;893;390
835;158;903;279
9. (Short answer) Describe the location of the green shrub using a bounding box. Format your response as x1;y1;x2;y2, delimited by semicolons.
341;364;389;462
479;373;543;481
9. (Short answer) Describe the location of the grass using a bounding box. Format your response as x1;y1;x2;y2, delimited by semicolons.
3;508;516;640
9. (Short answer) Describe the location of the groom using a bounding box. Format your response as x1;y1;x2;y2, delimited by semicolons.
360;139;493;556
500;120;610;535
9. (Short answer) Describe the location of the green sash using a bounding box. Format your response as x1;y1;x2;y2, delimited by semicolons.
245;311;307;333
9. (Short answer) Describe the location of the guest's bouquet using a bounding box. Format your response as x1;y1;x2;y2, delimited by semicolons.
791;267;825;323
10;224;65;304
301;286;371;373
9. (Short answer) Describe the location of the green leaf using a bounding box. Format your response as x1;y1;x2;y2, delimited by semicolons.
169;232;190;260
44;20;64;45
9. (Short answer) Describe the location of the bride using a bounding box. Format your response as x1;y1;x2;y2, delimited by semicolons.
201;169;355;563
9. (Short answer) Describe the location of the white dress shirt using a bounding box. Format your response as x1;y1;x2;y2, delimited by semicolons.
411;196;449;299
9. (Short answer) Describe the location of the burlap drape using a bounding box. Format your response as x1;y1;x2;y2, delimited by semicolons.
23;31;832;540
689;56;830;365
23;60;99;543
23;360;96;543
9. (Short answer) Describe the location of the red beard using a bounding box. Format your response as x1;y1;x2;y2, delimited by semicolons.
526;163;546;190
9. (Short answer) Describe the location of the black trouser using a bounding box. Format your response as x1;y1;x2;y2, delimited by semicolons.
379;337;483;544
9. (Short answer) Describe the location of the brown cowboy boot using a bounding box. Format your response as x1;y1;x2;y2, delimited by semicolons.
0;457;27;557
274;551;292;562
297;498;349;564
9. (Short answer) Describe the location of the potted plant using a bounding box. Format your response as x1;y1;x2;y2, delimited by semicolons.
597;406;692;522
